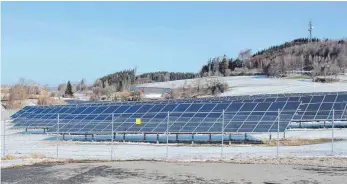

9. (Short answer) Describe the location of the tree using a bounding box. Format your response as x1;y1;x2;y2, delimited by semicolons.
238;49;251;68
219;55;229;76
7;84;29;109
64;81;74;97
77;79;87;91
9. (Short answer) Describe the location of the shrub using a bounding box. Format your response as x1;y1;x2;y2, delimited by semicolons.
2;154;16;160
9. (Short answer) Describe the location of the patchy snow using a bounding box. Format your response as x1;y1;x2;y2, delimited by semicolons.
2;122;347;168
136;76;347;96
143;93;162;99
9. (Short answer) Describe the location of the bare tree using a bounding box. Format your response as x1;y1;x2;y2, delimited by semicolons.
7;85;29;109
238;49;252;68
76;79;87;91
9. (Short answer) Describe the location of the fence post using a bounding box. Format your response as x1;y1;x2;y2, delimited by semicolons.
56;113;59;159
277;109;280;158
2;113;6;157
111;113;114;160
221;109;225;159
332;109;334;155
166;111;169;160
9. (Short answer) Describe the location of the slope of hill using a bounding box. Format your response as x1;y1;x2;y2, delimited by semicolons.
91;38;347;98
200;38;347;77
136;75;347;96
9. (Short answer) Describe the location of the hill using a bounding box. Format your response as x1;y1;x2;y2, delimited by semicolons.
68;38;347;100
200;38;347;78
248;38;347;77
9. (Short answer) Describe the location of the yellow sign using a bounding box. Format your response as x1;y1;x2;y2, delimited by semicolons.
136;118;142;125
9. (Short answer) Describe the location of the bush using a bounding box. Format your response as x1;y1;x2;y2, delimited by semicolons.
170;78;229;98
206;78;229;95
2;154;16;160
37;96;66;105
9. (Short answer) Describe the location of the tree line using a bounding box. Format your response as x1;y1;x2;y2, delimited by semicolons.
200;38;347;78
57;37;347;100
136;72;198;83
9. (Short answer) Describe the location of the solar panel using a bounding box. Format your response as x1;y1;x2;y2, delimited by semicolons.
32;101;298;134
11;91;347;134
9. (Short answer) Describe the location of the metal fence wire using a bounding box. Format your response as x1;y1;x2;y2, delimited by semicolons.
2;109;343;161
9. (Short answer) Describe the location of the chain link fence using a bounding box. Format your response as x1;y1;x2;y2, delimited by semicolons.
2;110;346;163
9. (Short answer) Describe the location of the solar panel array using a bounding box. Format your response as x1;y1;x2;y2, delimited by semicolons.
11;91;347;134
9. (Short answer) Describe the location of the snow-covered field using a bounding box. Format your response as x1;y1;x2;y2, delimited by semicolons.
136;75;347;96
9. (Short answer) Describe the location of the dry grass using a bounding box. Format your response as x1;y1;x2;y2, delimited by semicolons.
8;156;347;168
37;96;66;105
1;153;47;161
264;138;342;146
30;153;46;159
115;91;132;100
287;75;311;79
2;154;17;160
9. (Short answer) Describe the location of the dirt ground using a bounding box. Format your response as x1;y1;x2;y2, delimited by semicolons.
2;160;347;184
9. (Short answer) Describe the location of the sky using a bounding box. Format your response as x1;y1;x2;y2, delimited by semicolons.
1;1;347;86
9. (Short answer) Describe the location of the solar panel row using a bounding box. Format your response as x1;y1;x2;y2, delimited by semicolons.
12;93;347;120
20;102;299;133
31;91;347;106
10;91;347;134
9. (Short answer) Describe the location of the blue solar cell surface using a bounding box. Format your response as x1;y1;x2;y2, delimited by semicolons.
11;91;347;134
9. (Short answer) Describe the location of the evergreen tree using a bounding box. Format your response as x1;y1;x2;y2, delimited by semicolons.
220;55;229;76
65;81;74;97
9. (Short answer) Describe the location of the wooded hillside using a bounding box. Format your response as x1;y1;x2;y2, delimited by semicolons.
66;38;347;99
200;38;347;78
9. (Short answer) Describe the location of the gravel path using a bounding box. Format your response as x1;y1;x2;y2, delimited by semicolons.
2;160;347;184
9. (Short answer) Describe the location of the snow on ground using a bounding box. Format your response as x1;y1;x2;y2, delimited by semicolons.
2;121;347;168
2;76;347;167
143;93;162;99
136;76;347;96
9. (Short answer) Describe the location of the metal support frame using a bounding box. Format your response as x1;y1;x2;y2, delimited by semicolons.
112;113;114;142
111;113;114;160
2;115;6;157
191;133;194;145
144;133;146;141
56;114;59;159
166;111;169;159
221;109;225;159
157;133;159;144
123;133;125;142
277;109;280;158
